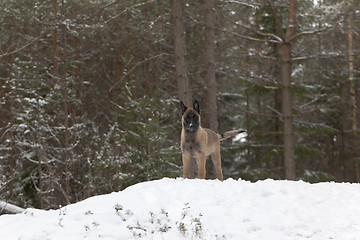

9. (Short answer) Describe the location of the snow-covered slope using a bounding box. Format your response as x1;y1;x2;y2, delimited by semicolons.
1;178;360;240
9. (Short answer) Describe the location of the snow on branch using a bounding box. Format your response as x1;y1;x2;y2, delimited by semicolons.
224;0;261;9
289;20;344;42
219;28;280;44
233;21;283;43
0;201;25;215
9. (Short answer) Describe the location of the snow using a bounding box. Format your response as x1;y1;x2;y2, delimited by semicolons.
232;131;247;143
1;178;360;239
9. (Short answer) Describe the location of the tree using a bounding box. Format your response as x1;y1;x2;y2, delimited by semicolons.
237;0;298;180
202;0;218;133
269;0;298;180
51;0;59;85
6;19;15;200
347;14;359;182
172;0;191;106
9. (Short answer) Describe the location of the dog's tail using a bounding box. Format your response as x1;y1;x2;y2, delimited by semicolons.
218;129;246;142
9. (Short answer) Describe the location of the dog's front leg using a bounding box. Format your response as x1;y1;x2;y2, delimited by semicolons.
182;153;191;178
197;153;206;179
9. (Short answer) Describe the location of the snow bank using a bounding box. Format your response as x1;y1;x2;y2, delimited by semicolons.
1;178;360;239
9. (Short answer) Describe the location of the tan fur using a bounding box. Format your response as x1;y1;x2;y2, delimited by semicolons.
181;108;223;181
180;100;246;181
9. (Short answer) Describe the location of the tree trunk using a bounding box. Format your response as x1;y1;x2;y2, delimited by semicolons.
317;0;322;71
281;0;297;180
73;36;83;117
203;0;218;132
266;0;297;179
348;16;359;182
7;22;14;200
62;0;71;204
281;43;296;180
172;0;191;106
35;97;45;209
52;0;59;85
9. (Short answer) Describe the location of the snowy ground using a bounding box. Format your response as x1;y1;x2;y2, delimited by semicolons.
1;178;360;240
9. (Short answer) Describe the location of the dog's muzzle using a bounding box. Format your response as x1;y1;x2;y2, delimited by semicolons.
187;123;197;132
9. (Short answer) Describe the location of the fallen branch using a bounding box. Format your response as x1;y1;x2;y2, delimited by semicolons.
0;201;25;214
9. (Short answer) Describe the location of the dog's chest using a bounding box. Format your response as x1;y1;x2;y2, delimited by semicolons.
181;132;201;155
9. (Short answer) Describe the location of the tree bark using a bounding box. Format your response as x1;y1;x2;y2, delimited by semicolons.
52;0;59;85
281;43;296;180
281;0;297;180
7;22;14;200
268;0;297;180
348;16;359;182
35;97;45;209
317;0;322;71
203;0;218;132
62;0;71;204
172;0;191;106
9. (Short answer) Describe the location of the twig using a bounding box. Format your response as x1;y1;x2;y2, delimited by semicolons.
265;0;285;42
104;0;156;24
233;21;283;43
218;28;280;44
0;35;40;58
108;53;170;93
266;105;283;117
224;0;261;9
218;98;280;118
289;22;341;42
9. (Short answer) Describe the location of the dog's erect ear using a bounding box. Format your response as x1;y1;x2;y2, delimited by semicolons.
193;100;200;114
180;101;187;114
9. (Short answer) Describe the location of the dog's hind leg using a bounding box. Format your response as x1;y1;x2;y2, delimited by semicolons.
211;150;223;181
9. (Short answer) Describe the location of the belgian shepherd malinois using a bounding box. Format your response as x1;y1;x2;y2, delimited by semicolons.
180;100;245;181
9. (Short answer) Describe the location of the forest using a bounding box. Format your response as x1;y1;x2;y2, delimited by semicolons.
0;0;359;210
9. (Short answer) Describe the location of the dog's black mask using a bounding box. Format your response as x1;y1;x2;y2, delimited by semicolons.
183;110;200;132
180;100;201;133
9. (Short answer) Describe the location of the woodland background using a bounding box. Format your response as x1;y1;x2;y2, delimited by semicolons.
0;0;359;210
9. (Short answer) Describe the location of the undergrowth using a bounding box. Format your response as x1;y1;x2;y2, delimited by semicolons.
113;203;226;239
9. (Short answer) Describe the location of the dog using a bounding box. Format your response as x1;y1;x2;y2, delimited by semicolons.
180;100;246;181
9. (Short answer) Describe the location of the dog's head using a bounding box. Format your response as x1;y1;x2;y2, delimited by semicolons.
180;100;201;133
